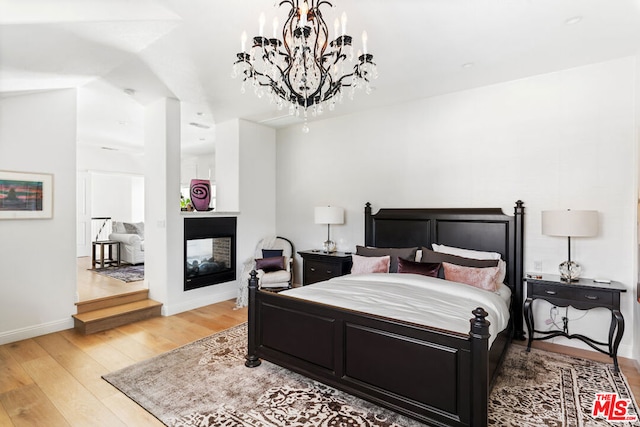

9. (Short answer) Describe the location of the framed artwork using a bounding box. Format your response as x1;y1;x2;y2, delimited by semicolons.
0;171;53;219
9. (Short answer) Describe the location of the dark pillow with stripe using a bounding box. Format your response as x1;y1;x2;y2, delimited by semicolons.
397;257;441;277
262;249;283;258
355;246;418;273
419;248;499;279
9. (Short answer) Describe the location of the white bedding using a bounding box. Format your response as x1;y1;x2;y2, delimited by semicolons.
280;273;511;346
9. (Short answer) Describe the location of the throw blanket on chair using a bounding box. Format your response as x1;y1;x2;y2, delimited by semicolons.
236;235;279;308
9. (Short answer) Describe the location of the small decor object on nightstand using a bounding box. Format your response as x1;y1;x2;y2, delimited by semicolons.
190;179;211;211
314;206;344;253
541;209;598;282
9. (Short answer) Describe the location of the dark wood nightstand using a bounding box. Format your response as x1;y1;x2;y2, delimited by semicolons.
298;250;353;285
524;274;626;371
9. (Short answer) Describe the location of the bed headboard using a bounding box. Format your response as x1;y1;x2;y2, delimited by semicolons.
364;201;525;340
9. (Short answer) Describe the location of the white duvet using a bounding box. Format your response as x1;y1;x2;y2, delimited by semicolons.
280;273;511;346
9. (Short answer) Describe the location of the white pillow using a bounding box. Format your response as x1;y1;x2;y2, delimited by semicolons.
432;243;501;260
432;243;506;284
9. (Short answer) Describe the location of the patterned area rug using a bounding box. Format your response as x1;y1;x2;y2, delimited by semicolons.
103;324;639;427
93;264;144;282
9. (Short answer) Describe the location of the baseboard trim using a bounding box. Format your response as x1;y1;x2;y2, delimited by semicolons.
0;318;75;345
161;288;238;316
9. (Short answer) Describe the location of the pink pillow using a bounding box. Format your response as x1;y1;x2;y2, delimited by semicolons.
442;262;501;292
350;254;390;274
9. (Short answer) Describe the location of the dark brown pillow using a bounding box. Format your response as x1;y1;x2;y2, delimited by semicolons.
397;257;440;277
255;256;285;272
356;246;418;273
420;248;499;267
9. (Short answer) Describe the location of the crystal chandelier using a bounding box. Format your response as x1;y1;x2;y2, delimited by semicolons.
232;0;378;132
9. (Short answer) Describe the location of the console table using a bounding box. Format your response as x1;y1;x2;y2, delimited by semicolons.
92;240;121;269
524;274;626;371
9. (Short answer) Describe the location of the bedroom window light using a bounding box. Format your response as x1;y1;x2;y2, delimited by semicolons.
314;206;344;253
541;209;598;281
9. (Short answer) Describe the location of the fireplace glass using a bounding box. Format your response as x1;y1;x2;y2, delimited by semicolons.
185;237;231;279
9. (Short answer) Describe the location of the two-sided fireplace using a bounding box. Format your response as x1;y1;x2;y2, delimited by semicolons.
184;216;236;291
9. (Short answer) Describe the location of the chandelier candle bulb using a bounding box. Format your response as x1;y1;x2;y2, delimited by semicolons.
240;31;247;52
259;12;265;36
272;17;279;38
334;18;339;40
362;31;368;55
341;11;347;35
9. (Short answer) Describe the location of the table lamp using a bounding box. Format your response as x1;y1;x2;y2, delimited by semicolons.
314;206;344;253
541;209;598;282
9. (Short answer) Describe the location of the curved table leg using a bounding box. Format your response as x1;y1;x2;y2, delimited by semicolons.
611;309;624;372
524;298;534;351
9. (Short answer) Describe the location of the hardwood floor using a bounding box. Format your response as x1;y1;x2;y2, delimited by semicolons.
77;257;147;302
0;300;247;426
0;298;638;426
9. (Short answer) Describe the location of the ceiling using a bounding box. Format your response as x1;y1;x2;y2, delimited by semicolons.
2;0;640;155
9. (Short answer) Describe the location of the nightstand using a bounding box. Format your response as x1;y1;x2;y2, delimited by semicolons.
298;250;352;285
524;274;626;371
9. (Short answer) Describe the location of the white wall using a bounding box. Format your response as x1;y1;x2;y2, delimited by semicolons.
276;57;638;360
91;172;141;222
145;111;276;315
0;89;78;344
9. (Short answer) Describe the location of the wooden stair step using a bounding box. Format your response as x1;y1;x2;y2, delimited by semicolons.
75;289;149;314
73;299;162;335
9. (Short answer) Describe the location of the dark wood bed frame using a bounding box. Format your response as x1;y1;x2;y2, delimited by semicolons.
246;201;525;427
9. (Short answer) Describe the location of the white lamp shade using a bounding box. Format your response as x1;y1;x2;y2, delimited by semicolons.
541;210;598;237
314;206;344;225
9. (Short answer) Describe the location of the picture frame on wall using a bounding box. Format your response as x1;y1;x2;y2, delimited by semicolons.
0;171;53;219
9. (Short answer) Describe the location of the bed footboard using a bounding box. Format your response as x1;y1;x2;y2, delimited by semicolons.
245;271;491;427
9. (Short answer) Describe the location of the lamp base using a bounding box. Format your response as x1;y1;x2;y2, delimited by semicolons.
559;260;581;282
323;239;337;253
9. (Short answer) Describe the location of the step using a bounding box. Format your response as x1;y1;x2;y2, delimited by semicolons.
73;299;162;335
75;289;149;314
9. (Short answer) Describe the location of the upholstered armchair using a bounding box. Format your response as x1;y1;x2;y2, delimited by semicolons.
237;236;294;307
109;221;144;265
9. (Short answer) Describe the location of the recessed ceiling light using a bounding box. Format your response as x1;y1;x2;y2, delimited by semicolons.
189;122;210;129
196;112;204;116
199;138;205;141
123;88;136;96
462;62;474;69
565;16;582;25
118;120;128;125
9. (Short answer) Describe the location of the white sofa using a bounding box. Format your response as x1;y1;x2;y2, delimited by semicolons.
109;221;144;265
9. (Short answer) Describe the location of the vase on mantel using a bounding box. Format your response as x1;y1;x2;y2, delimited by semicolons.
190;179;211;211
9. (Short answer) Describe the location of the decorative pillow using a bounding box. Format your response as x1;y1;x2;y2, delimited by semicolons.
112;221;126;234
262;249;283;258
442;262;501;292
430;245;506;284
123;222;138;235
255;256;285;272
355;246;418;273
350;254;390;274
432;243;501;260
420;248;499;268
397;257;440;277
133;222;144;237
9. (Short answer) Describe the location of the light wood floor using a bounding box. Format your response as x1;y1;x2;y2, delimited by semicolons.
1;300;638;426
0;300;247;427
77;257;146;302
